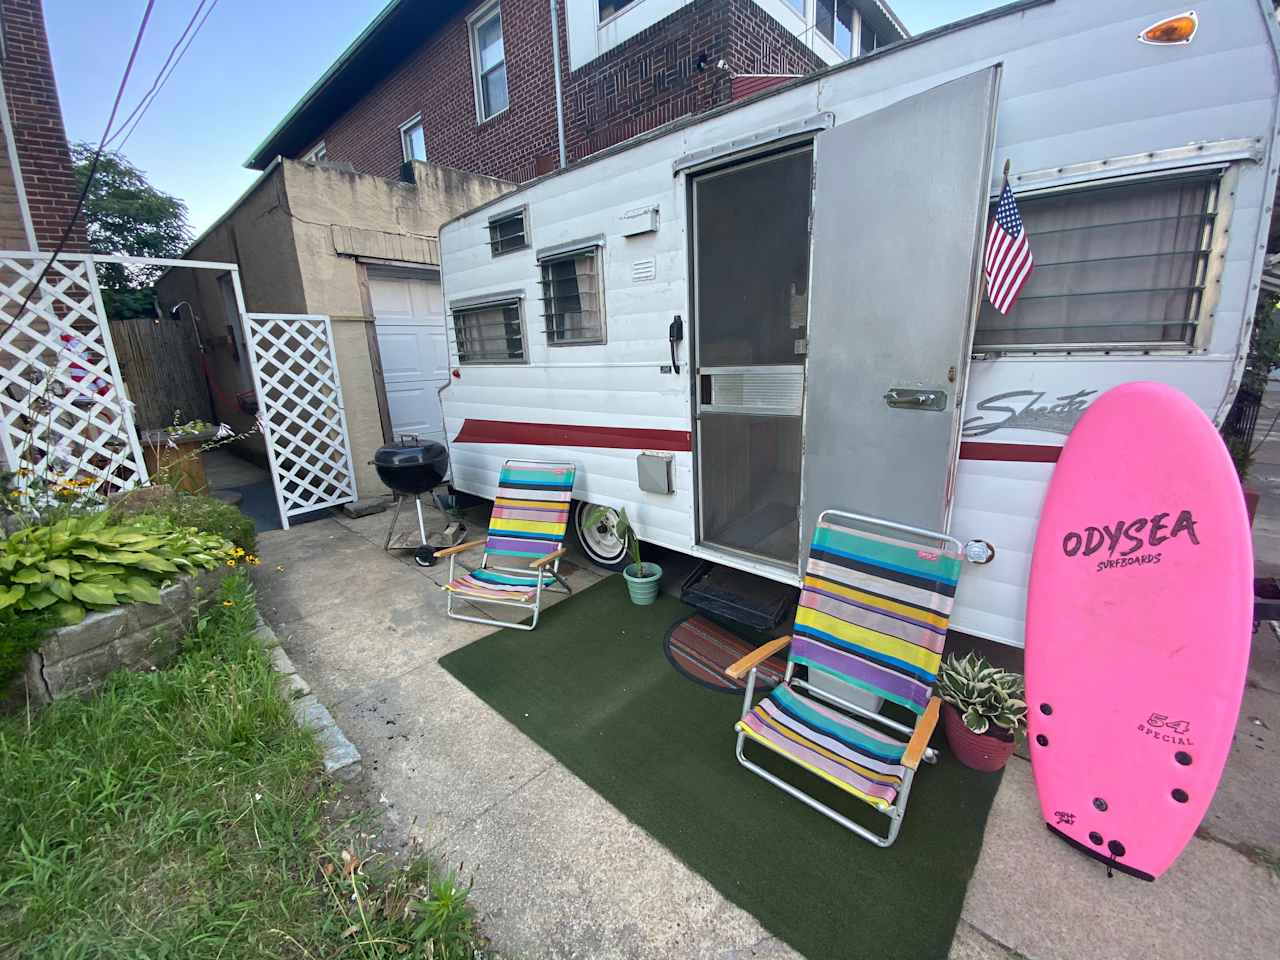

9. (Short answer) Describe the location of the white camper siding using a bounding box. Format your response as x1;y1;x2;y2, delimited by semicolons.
441;0;1280;644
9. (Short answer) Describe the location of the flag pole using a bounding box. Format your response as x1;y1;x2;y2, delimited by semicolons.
1002;158;1011;184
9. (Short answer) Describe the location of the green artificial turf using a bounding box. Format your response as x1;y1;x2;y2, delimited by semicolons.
439;576;1004;960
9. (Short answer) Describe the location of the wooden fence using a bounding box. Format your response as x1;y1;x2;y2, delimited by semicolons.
107;315;212;430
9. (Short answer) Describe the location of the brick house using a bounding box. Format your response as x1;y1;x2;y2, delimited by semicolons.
0;0;86;252
246;0;907;182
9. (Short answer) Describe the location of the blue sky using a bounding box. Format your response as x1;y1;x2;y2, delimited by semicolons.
46;0;1003;238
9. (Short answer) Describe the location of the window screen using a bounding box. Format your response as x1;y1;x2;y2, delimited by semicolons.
453;301;525;364
975;172;1220;350
489;210;527;256
540;248;604;345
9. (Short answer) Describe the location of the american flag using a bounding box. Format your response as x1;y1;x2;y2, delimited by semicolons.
984;181;1034;314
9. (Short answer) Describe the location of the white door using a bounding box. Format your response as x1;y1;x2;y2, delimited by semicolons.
368;273;448;446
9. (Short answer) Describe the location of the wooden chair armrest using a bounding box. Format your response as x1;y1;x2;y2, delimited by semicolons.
724;635;792;680
530;547;567;569
902;697;942;770
433;538;487;559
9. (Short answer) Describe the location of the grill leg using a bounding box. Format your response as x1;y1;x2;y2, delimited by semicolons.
384;495;405;551
414;496;428;546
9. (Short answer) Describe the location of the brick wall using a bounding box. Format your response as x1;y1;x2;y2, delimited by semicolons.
312;0;822;184
0;0;88;250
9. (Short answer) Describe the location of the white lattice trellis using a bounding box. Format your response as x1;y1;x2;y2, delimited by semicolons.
243;313;356;528
0;252;148;492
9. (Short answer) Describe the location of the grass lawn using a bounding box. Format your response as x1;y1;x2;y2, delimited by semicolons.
0;575;482;959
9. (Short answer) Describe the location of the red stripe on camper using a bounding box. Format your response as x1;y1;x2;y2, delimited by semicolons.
959;442;1062;463
453;419;693;452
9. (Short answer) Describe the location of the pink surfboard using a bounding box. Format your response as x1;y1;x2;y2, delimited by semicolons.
1025;382;1252;880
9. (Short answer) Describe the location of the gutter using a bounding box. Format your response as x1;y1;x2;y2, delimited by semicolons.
550;0;567;168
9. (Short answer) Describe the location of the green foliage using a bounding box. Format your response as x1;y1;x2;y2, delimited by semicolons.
936;651;1027;736
0;512;231;625
121;490;256;553
583;505;655;576
71;142;192;320
0;608;55;684
0;575;489;958
1241;295;1280;395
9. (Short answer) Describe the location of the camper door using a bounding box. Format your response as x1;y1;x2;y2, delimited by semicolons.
801;66;1000;549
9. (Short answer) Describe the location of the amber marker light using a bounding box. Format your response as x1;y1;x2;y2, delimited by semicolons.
1139;11;1198;45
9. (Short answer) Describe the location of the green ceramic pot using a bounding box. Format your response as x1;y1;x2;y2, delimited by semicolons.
622;562;662;605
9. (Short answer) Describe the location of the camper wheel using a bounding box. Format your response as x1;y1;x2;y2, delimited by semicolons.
570;500;629;571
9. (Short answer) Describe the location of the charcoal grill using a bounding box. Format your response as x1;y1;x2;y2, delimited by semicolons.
373;438;459;566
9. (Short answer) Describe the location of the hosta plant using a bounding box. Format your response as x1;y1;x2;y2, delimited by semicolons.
0;512;232;625
936;651;1028;736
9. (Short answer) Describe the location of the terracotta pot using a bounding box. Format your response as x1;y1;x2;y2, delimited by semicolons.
942;703;1016;772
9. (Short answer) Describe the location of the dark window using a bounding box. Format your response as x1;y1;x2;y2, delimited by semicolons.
817;0;854;58
860;23;878;54
453;301;525;363
975;172;1221;350
599;0;637;21
488;210;528;256
539;248;604;345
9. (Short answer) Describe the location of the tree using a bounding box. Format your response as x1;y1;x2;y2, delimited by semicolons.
71;143;192;319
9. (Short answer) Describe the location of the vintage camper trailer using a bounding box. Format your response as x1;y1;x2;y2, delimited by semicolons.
438;0;1280;648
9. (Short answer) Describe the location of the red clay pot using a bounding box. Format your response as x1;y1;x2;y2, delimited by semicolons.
942;703;1016;772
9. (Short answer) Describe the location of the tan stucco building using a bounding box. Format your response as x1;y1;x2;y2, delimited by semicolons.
157;158;510;498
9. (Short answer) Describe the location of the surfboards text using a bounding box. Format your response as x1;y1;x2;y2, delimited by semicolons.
1060;510;1200;565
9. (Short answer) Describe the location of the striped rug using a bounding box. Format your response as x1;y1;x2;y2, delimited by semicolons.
663;615;787;693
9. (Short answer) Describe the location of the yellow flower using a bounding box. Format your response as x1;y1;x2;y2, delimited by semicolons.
8;490;19;498
226;559;237;567
222;599;235;607
233;547;245;557
249;557;261;566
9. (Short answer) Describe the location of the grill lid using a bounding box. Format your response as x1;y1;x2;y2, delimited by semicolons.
373;439;449;472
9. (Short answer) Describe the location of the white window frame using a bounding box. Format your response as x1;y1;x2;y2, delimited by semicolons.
468;0;508;124
399;114;426;162
538;243;607;347
488;205;530;257
302;141;327;163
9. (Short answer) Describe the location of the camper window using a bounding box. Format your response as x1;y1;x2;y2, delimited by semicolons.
539;248;605;346
975;171;1220;351
489;209;528;256
453;300;526;364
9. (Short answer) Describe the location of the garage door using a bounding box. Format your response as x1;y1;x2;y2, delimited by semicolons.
368;272;448;446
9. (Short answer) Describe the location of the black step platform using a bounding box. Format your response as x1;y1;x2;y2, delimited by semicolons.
679;561;798;631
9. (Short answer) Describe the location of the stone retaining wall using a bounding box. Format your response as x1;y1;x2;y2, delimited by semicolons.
21;566;233;705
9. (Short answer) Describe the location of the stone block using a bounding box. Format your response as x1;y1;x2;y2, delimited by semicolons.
342;498;388;519
114;620;181;670
278;671;311;700
269;645;296;676
291;693;362;781
41;606;132;663
42;643;122;699
129;581;191;632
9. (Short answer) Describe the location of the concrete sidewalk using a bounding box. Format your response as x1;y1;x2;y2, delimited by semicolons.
252;506;1279;960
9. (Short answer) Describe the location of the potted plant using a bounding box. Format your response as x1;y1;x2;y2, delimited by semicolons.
588;506;662;605
935;652;1027;772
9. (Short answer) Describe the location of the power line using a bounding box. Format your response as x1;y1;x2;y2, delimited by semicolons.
0;0;158;342
111;0;220;153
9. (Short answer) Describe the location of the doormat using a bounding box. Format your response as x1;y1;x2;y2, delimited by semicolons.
663;614;787;693
439;577;1003;960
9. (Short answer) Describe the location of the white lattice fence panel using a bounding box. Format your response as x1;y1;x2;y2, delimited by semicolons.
0;252;148;493
243;313;356;528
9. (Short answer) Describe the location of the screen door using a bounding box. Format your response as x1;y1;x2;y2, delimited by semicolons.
691;145;812;566
801;66;1000;550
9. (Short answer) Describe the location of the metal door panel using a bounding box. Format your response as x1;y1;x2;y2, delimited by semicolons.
801;66;1001;549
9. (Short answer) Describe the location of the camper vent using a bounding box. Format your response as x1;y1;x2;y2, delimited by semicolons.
632;258;656;283
488;208;528;256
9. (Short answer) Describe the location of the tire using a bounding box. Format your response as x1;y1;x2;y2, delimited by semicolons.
570;500;630;572
413;546;437;567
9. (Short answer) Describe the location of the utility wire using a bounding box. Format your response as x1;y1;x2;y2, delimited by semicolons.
113;0;221;153
0;0;157;342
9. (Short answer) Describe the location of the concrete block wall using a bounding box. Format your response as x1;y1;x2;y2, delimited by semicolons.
23;565;233;705
0;0;88;250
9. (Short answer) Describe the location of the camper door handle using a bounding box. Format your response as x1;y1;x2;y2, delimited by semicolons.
883;388;946;411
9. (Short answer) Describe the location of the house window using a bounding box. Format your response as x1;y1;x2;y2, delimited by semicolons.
817;0;854;57
453;299;526;364
400;115;426;161
974;172;1221;351
470;3;508;121
599;0;638;22
489;208;528;256
303;141;327;163
539;247;604;345
783;0;805;15
860;21;878;54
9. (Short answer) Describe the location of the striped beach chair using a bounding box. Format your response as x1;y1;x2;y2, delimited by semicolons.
438;460;576;631
724;508;963;847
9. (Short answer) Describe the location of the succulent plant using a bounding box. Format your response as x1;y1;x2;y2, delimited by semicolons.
936;651;1027;736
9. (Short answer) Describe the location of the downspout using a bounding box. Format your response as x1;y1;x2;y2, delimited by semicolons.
549;0;567;168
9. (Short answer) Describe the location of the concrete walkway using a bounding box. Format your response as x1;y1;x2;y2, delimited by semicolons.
252;505;1279;960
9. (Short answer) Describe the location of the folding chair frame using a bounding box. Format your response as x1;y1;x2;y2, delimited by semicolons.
444;547;573;631
728;508;961;847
